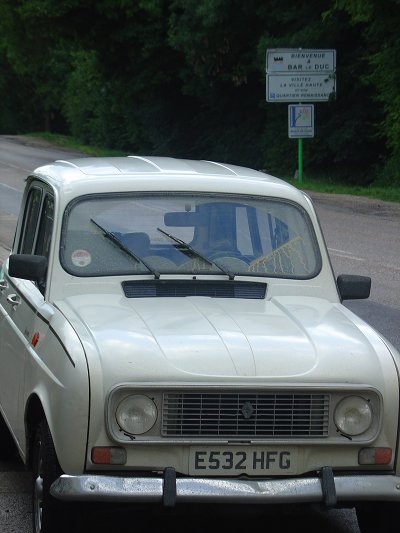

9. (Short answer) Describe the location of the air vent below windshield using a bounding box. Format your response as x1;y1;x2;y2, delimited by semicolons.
122;280;266;299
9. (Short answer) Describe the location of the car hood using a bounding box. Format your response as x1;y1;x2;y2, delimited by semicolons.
56;293;389;386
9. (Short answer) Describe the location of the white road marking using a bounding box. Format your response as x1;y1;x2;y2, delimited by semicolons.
0;158;31;173
328;248;365;262
0;183;22;193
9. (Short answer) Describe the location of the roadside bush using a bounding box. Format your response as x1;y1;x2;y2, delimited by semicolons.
373;154;400;187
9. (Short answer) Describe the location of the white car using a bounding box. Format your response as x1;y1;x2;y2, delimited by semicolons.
0;156;399;533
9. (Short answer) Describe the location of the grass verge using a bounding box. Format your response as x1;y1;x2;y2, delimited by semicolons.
286;177;400;203
29;132;127;157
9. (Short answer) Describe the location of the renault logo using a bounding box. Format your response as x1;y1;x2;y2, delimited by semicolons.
241;401;254;419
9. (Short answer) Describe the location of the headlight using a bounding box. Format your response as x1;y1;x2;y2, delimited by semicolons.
116;395;157;435
334;396;372;436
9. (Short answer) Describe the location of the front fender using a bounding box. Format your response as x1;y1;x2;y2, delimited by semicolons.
24;309;90;475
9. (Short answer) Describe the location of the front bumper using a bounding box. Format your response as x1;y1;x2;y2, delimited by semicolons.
51;469;400;506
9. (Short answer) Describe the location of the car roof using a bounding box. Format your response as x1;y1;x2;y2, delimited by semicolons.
34;156;277;179
31;156;309;207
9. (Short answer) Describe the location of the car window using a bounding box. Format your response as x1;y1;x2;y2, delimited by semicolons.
18;187;42;254
61;193;321;279
35;194;54;258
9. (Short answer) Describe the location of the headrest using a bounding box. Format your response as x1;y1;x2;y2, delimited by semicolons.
120;232;150;254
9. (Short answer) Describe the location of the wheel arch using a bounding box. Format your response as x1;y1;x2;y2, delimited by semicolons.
25;393;46;468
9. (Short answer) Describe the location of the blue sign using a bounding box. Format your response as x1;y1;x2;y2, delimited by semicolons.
288;104;314;138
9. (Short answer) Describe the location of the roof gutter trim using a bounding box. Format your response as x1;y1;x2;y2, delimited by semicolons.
127;156;164;172
203;160;239;176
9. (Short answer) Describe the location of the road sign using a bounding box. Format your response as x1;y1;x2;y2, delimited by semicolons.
266;48;336;102
265;48;336;183
266;49;336;73
267;73;335;102
288;104;314;138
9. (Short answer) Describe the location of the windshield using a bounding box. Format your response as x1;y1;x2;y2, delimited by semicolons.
61;193;321;278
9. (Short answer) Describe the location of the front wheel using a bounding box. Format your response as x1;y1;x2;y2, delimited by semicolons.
32;419;80;533
0;414;16;458
356;503;399;533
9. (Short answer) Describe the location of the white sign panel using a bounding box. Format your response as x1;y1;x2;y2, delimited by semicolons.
267;73;336;102
267;49;336;73
288;104;314;138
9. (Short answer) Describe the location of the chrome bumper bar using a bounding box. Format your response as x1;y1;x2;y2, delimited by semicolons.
51;471;400;505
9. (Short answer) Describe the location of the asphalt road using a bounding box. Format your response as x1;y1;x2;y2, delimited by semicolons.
1;134;399;532
310;191;400;350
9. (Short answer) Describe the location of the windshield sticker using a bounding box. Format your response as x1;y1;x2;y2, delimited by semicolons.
71;249;92;267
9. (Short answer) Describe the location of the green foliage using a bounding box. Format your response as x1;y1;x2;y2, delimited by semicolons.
0;51;40;132
330;0;400;184
63;50;108;145
0;0;399;186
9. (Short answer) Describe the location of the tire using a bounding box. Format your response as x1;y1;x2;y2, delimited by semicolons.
356;503;399;533
32;419;81;533
0;413;16;458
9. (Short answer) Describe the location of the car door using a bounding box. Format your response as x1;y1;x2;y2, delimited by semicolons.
0;184;54;446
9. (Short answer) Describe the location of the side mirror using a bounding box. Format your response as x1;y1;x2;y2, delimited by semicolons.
8;254;48;285
337;274;371;300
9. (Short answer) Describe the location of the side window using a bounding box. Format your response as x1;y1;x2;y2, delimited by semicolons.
35;195;54;258
18;187;42;253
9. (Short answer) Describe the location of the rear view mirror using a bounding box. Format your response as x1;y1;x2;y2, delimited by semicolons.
337;274;371;300
8;254;48;285
164;212;206;227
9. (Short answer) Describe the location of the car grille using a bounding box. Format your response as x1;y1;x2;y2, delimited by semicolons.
162;392;329;438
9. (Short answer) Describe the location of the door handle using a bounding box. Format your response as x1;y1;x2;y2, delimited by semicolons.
0;280;8;291
7;294;20;308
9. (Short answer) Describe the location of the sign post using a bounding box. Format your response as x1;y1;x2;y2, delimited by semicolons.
266;48;336;183
288;104;314;182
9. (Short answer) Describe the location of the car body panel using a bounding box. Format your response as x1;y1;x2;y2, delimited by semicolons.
56;294;389;382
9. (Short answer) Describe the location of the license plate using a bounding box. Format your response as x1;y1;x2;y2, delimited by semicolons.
189;446;298;475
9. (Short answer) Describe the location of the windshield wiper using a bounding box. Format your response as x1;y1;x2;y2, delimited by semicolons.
157;227;234;280
91;219;160;279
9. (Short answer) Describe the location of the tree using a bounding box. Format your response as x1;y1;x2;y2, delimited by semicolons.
0;0;397;184
331;0;400;184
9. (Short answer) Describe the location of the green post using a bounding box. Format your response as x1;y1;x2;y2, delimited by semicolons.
298;138;303;183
